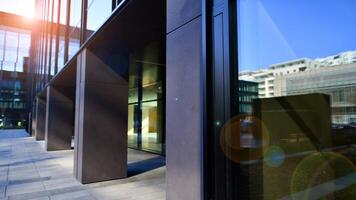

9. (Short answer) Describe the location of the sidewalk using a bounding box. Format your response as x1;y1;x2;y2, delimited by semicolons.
0;130;165;200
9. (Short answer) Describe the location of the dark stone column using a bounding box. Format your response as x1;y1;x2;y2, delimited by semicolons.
74;48;128;184
166;0;204;199
31;104;37;137
45;86;74;151
35;97;46;141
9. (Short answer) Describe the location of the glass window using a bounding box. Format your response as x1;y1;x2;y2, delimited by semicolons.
69;0;82;27
59;0;68;25
58;36;66;70
0;30;4;48
128;64;139;104
86;0;112;38
127;58;165;154
141;100;163;153
50;38;56;75
19;33;31;50
58;0;67;69
128;104;139;148
68;0;82;59
50;0;59;75
46;33;51;75
229;0;356;199
4;32;18;63
142;64;163;101
68;38;80;58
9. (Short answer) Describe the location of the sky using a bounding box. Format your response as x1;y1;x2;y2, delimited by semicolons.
0;0;111;31
0;0;355;71
238;0;356;71
0;0;35;18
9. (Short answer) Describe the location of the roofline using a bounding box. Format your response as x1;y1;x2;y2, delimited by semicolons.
269;57;311;69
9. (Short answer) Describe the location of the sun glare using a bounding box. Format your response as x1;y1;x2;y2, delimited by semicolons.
0;0;35;18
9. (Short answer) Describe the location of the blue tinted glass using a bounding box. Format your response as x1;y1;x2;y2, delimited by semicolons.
237;1;356;199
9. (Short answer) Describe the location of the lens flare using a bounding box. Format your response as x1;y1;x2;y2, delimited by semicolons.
290;152;356;200
263;145;285;167
220;115;270;163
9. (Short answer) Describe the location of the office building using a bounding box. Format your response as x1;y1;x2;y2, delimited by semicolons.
240;58;320;98
0;12;33;129
275;62;356;125
238;80;258;114
316;50;356;67
239;69;275;98
29;0;218;198
26;0;356;199
240;51;356;99
0;69;29;128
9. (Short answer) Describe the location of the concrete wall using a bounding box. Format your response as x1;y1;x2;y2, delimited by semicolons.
166;0;204;199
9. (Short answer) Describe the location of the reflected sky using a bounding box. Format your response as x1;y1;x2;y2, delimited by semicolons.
238;0;356;71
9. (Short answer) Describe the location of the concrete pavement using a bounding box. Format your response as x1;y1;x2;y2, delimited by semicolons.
0;129;165;200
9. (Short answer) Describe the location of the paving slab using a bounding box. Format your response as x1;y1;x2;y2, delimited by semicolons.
0;129;166;200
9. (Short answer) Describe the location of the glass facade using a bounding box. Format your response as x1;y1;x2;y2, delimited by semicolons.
32;0;114;94
31;0;166;155
0;70;28;129
209;0;356;199
211;0;356;199
68;0;81;59
277;64;356;125
0;27;31;72
0;25;30;129
86;0;112;38
128;62;165;154
238;80;258;114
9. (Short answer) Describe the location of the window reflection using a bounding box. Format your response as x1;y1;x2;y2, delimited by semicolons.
58;36;66;70
235;0;356;199
86;0;112;38
68;0;81;60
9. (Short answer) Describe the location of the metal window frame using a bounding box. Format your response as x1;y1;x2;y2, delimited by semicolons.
205;0;240;199
80;0;88;44
64;0;71;63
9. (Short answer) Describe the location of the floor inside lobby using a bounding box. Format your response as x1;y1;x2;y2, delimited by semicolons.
0;130;166;200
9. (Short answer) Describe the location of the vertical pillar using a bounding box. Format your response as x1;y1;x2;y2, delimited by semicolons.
45;86;73;151
74;48;128;184
31;104;37;137
166;0;204;200
35;97;46;140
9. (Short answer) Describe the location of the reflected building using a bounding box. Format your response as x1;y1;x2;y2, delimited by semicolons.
240;51;356;99
275;63;356;125
239;58;321;98
238;80;258;114
252;93;332;149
